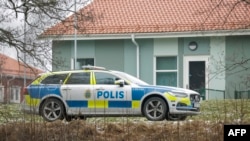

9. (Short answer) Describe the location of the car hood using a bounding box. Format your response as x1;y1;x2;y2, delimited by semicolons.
137;84;200;95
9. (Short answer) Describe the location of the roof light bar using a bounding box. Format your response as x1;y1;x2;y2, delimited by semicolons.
82;65;106;70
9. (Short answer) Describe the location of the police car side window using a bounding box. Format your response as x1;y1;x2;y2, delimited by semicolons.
95;72;118;85
41;74;68;84
66;72;90;84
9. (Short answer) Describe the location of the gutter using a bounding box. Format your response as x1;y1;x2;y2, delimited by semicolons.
131;34;139;78
39;29;250;40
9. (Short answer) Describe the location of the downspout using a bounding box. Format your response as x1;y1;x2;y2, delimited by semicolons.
131;34;139;78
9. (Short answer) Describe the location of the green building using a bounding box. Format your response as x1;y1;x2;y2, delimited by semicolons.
41;0;250;100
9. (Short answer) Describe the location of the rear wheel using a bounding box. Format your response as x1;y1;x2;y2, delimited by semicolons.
143;97;167;121
40;98;65;122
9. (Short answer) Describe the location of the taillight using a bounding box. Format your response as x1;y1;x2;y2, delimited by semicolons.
23;87;29;95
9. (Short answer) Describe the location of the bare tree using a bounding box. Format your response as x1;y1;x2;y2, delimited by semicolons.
0;0;91;72
206;0;250;84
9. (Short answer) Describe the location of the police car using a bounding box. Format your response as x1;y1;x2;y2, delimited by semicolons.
22;66;200;122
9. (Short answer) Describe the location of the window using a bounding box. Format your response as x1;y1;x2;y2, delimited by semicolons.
95;72;120;85
11;88;14;100
66;72;90;84
156;56;177;87
10;86;20;102
15;88;19;100
0;86;4;102
41;74;68;84
77;58;94;67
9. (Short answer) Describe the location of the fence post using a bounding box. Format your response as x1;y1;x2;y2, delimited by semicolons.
235;90;238;99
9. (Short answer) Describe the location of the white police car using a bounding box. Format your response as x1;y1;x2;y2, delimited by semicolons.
22;66;200;122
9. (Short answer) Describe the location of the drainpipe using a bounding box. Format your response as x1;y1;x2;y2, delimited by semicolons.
7;75;15;104
131;34;139;78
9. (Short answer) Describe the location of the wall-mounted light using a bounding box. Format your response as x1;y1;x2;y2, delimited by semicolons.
188;41;198;51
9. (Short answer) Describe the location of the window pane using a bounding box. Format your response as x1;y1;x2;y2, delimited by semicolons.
95;72;120;85
11;88;14;100
77;58;94;67
156;72;177;87
16;89;19;100
156;57;177;70
41;74;68;84
66;72;90;84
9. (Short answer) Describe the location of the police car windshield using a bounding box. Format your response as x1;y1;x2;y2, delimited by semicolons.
111;71;149;85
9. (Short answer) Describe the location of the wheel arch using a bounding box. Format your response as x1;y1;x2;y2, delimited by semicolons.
140;93;170;116
38;95;67;116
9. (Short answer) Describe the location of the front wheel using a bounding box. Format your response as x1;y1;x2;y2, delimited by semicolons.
166;114;187;121
40;98;65;122
143;97;167;121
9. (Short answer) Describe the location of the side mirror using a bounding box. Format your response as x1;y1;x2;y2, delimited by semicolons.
115;79;125;87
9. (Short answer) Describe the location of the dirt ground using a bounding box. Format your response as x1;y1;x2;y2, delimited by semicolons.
0;119;224;141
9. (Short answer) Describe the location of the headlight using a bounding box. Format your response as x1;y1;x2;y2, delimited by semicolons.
168;92;188;98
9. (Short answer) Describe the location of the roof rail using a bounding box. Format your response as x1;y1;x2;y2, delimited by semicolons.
82;65;106;70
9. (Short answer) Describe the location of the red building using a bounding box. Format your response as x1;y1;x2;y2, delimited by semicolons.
0;53;44;103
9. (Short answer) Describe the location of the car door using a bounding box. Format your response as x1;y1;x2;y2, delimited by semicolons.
60;71;93;115
92;71;132;115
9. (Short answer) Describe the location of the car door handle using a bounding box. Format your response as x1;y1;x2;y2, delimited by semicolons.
96;88;104;90
62;88;71;90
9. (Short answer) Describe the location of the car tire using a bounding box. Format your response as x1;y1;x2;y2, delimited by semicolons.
143;97;167;121
41;98;65;122
166;114;187;121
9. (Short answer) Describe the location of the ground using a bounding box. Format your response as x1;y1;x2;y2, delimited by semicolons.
0;118;223;141
1;99;250;141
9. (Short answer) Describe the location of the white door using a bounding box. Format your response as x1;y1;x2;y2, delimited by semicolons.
183;56;209;100
61;72;93;115
93;72;132;115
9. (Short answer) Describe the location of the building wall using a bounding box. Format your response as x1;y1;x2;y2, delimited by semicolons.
154;38;178;85
52;40;72;71
52;39;154;84
76;40;95;69
124;39;137;77
209;36;226;99
52;37;212;87
51;35;250;99
137;39;154;84
178;38;184;88
225;35;250;98
183;37;210;55
95;40;124;71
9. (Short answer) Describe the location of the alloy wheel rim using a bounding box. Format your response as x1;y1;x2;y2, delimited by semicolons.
146;100;164;119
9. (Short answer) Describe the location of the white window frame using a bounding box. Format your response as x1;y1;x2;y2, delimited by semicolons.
154;56;179;86
10;86;20;103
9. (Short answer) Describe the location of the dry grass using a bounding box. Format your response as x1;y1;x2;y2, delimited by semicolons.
0;120;224;141
0;99;250;141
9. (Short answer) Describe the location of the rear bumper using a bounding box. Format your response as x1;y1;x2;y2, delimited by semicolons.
20;100;39;114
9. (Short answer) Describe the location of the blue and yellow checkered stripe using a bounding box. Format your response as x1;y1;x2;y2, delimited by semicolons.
66;100;134;108
66;89;145;109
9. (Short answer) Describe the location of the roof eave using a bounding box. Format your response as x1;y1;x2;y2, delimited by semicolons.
39;29;250;40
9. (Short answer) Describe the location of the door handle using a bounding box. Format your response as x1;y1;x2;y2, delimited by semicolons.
62;88;71;90
96;88;104;91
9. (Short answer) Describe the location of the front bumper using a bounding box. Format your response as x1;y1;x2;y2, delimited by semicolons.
166;93;201;115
